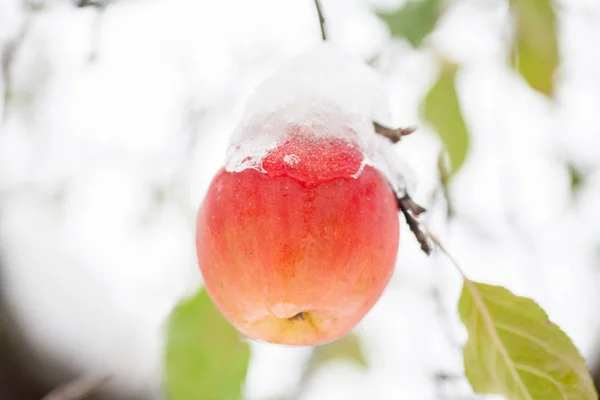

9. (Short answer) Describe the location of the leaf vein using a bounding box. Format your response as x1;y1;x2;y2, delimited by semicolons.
482;295;547;323
494;322;578;370
514;362;567;400
467;280;534;400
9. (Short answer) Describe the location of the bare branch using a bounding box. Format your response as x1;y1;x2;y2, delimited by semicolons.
373;121;429;253
42;375;111;400
75;0;106;8
314;0;327;41
398;194;432;255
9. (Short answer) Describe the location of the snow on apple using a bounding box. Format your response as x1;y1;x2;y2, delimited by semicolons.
196;43;404;346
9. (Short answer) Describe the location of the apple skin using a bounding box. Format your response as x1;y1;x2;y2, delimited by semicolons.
196;134;399;346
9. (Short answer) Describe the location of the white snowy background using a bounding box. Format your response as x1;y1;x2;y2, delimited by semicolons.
1;0;600;399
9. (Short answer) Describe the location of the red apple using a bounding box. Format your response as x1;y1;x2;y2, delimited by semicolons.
196;129;399;346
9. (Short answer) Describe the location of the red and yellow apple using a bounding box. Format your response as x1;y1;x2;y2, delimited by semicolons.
196;129;399;346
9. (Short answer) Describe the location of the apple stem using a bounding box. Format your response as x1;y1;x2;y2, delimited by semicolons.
289;312;306;321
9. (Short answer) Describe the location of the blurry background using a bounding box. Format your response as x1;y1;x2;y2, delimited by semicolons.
1;0;600;399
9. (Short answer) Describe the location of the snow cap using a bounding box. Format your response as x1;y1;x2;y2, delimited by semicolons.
225;42;406;195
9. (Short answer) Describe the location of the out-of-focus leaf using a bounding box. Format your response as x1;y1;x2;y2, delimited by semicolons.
378;0;441;48
293;334;367;397
310;334;367;370
459;280;598;399
566;163;584;195
164;289;250;400
510;0;559;96
437;151;454;217
422;62;470;175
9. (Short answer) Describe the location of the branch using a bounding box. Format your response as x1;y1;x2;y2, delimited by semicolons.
75;0;106;7
373;121;417;144
373;120;430;254
42;375;111;400
422;226;471;280
397;194;432;255
314;0;327;41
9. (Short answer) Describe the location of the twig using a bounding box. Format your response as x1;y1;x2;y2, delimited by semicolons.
423;227;467;277
314;0;327;41
75;0;105;7
374;121;429;253
42;375;111;400
397;194;432;255
373;121;417;144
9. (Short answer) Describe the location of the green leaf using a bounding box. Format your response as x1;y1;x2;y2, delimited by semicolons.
378;0;441;48
310;334;368;370
164;289;250;400
422;62;470;175
510;0;559;96
459;280;598;399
